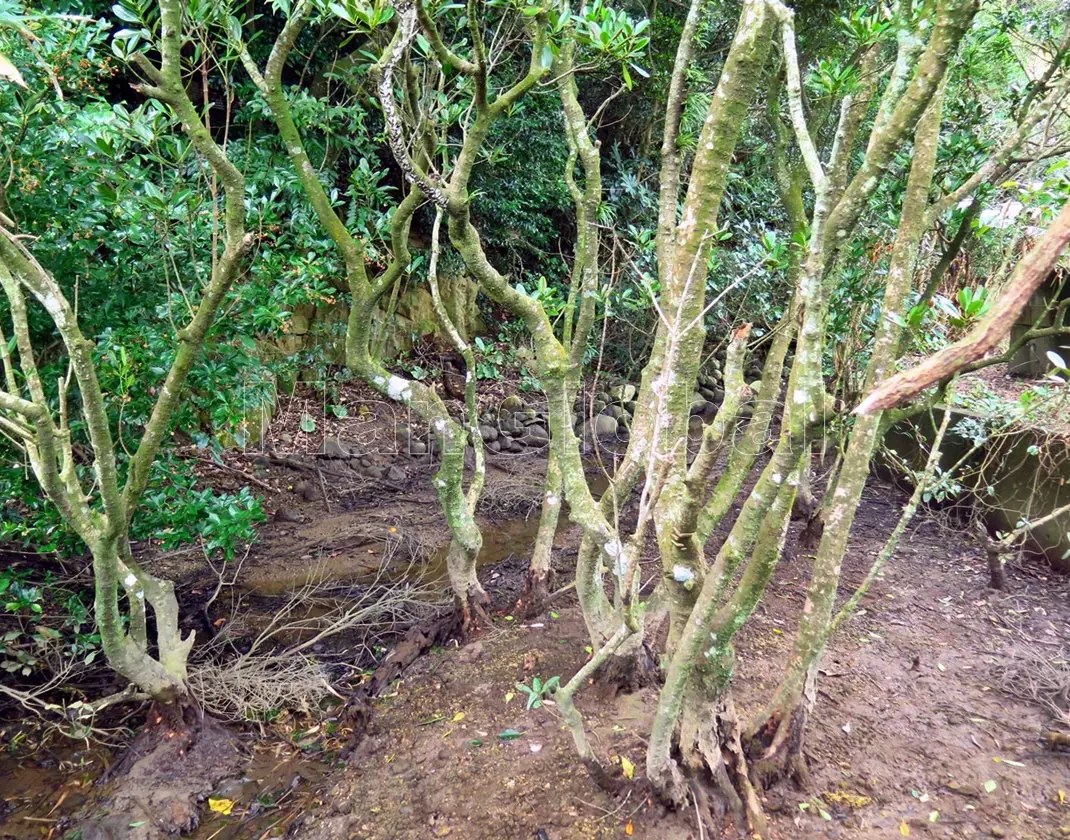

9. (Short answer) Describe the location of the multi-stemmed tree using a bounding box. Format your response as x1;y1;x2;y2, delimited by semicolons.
0;0;252;704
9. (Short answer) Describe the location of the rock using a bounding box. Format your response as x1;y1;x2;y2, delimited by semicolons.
611;383;637;403
321;436;350;458
591;414;619;437
274;506;302;523
714;387;725;402
593;399;607;413
523;414;546;426
500;394;525;411
505;439;523;453
624;400;637;414
294;479;318;502
409;439;428;456
488;439;501;452
605;405;625;419
518;408;538;421
748;380;763;394
522;426;549;447
500;418;523;435
457;641;484;663
690;397;709;416
363;466;385;479
688;415;705;438
479;423;498;442
699;387;718;402
386;465;406;482
739;404;755;418
989;829;1007;838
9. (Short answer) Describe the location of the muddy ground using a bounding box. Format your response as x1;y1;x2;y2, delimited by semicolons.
2;382;1068;839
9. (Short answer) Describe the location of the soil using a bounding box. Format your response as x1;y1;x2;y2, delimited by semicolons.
290;482;1070;840
2;382;1069;839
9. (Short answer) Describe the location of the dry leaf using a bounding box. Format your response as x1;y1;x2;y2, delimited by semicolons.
620;755;635;779
0;53;26;88
452;711;466;722
899;820;910;836
624;820;634;836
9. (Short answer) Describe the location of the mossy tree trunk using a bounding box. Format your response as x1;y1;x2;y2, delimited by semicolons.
747;79;948;784
640;1;977;827
238;3;489;624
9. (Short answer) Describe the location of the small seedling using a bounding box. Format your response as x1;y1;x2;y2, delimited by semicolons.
515;675;561;710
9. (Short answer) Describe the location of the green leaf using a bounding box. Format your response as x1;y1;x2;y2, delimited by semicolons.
112;3;140;23
299;413;317;433
498;728;522;740
983;779;997;793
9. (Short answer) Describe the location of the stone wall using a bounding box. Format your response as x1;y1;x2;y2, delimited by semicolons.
885;407;1070;572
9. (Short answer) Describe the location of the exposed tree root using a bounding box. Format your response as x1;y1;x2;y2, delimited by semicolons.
651;692;767;838
594;642;660;698
458;586;493;635
515;567;555;619
745;702;811;791
82;698;242;839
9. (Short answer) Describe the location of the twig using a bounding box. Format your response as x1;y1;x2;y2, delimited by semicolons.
315;466;332;513
190;455;276;492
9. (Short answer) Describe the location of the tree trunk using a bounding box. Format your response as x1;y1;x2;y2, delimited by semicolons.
517;446;561;618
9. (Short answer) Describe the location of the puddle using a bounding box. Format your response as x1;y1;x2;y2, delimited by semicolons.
240;464;612;598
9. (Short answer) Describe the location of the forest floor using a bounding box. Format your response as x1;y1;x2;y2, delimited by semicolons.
2;381;1069;840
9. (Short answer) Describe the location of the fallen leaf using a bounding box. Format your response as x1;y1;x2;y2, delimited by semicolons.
899;820;910;836
529;742;543;753
625;820;634;836
1057;789;1066;805
452;711;466;722
208;798;235;816
498;728;522;740
504;691;516;704
620;755;635;779
929;810;939;823
984;780;998;793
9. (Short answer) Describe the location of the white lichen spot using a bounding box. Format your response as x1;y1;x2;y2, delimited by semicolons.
809;410;818;423
433;419;446;433
672;564;695;584
545;493;559;506
835;486;849;497
436;478;446;488
123;573;137;588
604;539;622;558
136;590;145;600
793;389;807;404
42;292;67;328
466;371;473;382
386;375;413;402
612;557;627;577
772;472;783;485
373;375;386;387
